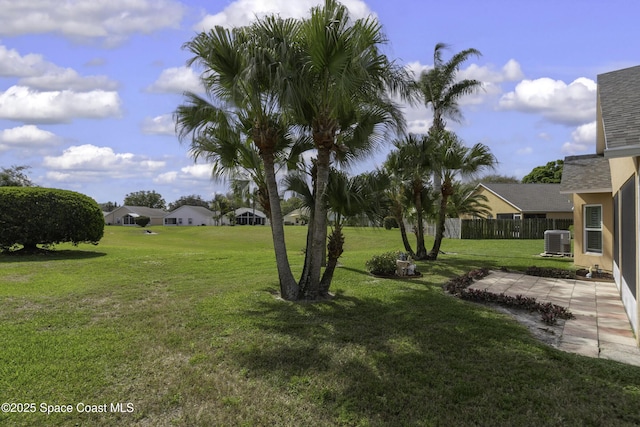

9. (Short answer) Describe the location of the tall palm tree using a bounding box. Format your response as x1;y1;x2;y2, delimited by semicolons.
428;130;495;259
174;19;300;299
285;0;411;298
419;43;482;191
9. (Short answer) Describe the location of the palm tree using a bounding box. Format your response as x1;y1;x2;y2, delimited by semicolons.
285;168;387;296
418;43;482;190
446;182;491;219
380;167;415;257
175;19;299;299
320;169;387;293
383;134;436;259
428;130;496;259
284;0;411;298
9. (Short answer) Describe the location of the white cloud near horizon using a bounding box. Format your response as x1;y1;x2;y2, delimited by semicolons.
562;121;597;154
498;77;597;126
194;0;374;30
0;86;121;123
43;144;166;181
0;0;184;44
154;163;214;184
147;66;203;94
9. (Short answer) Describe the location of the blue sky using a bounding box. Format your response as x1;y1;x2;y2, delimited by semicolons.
1;0;639;205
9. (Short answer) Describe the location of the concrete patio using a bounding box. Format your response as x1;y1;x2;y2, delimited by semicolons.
469;270;640;367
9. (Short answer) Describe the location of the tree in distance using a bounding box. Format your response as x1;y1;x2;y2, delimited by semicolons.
168;195;210;211
0;165;35;187
522;160;563;183
123;190;166;209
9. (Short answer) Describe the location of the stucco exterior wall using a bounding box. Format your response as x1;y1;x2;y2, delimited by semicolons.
609;157;638;193
546;212;574;220
572;192;614;272
461;187;519;219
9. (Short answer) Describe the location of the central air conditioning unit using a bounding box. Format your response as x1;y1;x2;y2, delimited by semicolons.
544;230;571;256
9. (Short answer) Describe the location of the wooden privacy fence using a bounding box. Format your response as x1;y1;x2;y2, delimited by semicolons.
461;218;573;239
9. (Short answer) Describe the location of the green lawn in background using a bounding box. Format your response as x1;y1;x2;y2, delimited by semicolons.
1;226;638;426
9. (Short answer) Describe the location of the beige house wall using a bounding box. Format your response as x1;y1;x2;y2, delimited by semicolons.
572;192;614;273
462;187;519;219
609;157;638;193
547;212;574;220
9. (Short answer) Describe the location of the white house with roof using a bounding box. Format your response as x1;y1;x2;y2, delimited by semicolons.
234;207;268;225
163;205;216;226
104;206;167;226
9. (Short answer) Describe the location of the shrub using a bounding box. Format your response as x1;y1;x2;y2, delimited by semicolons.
365;251;400;276
0;187;104;252
135;216;150;227
383;216;398;230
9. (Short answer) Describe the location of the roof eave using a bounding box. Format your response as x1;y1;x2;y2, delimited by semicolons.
560;187;612;195
604;145;640;159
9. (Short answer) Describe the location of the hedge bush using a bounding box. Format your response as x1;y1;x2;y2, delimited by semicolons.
0;187;104;252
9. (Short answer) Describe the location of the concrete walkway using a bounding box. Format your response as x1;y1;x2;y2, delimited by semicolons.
469;270;640;367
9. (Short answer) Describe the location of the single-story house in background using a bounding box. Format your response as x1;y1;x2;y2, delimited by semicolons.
562;64;640;339
464;183;573;220
104;206;167;226
163;205;216;226
283;207;310;225
560;154;613;272
234;207;268;225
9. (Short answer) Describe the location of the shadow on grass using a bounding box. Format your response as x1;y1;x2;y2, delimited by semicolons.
229;283;640;425
0;249;107;263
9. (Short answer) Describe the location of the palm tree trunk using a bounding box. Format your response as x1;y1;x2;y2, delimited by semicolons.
396;214;415;257
319;222;343;295
414;189;427;260
298;216;314;298
262;151;298;300
300;146;331;299
428;189;449;260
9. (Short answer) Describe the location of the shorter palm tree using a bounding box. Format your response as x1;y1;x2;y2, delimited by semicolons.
384;134;434;259
428;130;495;259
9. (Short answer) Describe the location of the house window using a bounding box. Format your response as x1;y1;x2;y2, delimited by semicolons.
584;204;602;254
178;218;183;225
188;218;193;225
165;218;177;225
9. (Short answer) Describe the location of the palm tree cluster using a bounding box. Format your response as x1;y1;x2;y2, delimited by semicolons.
174;0;495;300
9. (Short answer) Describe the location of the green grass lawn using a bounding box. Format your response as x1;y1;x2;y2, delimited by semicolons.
1;226;639;426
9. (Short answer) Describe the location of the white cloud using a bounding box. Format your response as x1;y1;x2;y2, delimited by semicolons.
0;125;59;152
142;114;175;135
0;86;121;123
498;77;597;125
517;146;533;155
43;144;166;182
20;68;118;91
147;67;203;94
0;0;184;44
561;121;597;154
154;171;178;184
0;44;118;91
194;0;373;30
0;45;45;77
181;164;214;179
154;164;214;185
